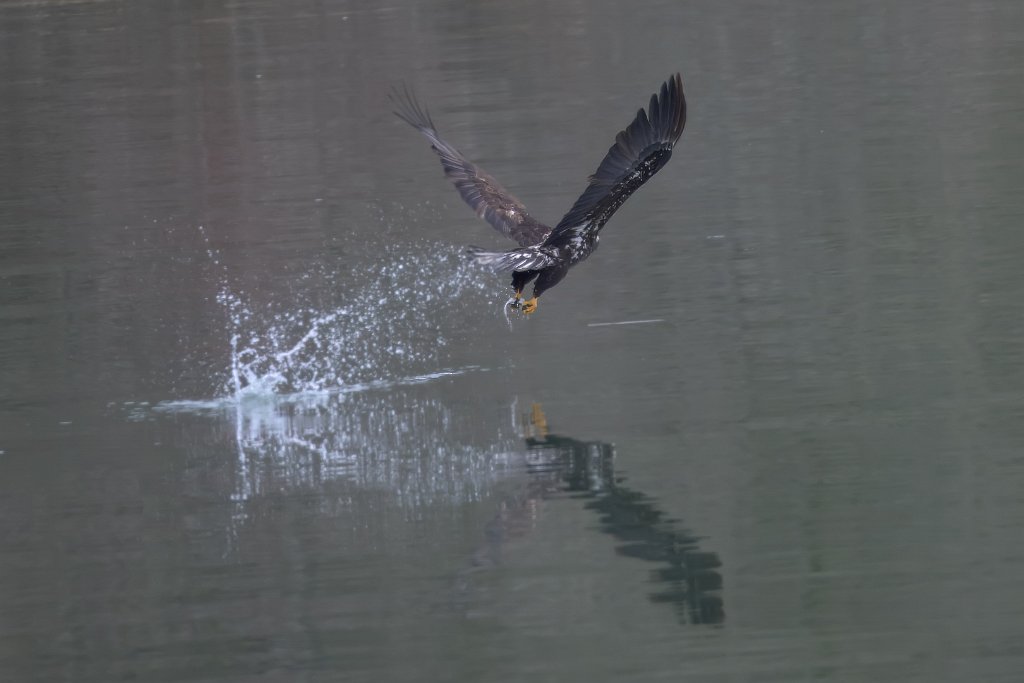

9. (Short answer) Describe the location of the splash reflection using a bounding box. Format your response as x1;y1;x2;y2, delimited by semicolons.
197;385;520;514
153;387;722;626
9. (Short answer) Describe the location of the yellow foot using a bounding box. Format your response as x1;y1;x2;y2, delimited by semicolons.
530;403;548;438
521;297;538;315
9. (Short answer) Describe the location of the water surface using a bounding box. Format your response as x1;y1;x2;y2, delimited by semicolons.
2;1;1024;681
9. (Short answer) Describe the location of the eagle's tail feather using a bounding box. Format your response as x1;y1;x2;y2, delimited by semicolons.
465;246;512;271
466;246;551;273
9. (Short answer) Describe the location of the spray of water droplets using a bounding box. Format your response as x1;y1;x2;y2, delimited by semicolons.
214;243;493;398
133;226;516;527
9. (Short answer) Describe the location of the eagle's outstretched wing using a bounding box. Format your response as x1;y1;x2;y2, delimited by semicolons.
544;74;686;244
392;87;552;248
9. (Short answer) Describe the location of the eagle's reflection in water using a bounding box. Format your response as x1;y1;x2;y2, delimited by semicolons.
464;404;724;627
166;384;722;625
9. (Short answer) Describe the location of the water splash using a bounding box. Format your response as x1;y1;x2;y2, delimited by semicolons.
124;230;516;526
212;242;493;398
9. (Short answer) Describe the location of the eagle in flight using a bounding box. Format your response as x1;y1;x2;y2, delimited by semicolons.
393;73;686;315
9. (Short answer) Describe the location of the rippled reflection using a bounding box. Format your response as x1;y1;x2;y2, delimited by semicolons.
154;377;523;517
155;386;722;626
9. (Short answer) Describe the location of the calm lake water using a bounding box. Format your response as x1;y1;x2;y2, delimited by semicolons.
3;1;1024;681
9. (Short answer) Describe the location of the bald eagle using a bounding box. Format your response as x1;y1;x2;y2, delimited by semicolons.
393;73;686;315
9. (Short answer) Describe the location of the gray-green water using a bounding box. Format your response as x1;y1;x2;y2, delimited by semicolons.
2;1;1024;681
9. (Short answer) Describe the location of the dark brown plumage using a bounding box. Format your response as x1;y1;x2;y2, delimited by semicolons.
391;86;550;248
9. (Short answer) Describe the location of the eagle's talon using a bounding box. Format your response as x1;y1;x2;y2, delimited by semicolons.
521;298;538;315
